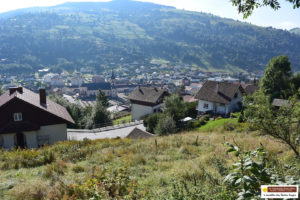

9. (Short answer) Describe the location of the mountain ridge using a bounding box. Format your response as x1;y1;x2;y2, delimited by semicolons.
0;0;299;73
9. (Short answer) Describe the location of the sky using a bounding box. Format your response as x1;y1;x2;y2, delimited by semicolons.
0;0;299;30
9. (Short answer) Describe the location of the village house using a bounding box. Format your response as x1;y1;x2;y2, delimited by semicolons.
128;86;169;121
0;87;74;149
79;82;116;97
195;81;245;115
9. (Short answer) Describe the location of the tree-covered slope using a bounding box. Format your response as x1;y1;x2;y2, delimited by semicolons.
0;0;300;73
290;28;300;36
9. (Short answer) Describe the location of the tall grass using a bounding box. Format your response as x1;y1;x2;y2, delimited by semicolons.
0;128;297;199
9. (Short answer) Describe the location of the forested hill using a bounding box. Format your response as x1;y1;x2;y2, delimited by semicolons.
290;28;300;36
0;0;300;73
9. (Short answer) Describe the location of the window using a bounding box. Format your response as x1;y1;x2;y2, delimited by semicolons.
13;113;22;122
220;103;225;106
203;103;209;109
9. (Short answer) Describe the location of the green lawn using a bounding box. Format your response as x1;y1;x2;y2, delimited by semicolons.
113;115;131;125
198;118;238;132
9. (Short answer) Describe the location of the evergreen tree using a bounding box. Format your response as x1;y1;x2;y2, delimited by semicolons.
85;103;112;129
96;89;109;108
163;94;186;123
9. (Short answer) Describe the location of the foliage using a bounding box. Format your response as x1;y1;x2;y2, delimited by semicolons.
154;115;177;135
0;148;55;170
163;94;186;123
185;101;198;119
291;72;300;94
260;55;292;100
143;112;163;133
224;142;300;199
85;103;112;129
0;130;298;199
198;118;238;132
72;165;85;173
244;91;300;157
49;95;88;128
113;114;131;125
0;1;300;73
96;89;109;108
231;0;300;18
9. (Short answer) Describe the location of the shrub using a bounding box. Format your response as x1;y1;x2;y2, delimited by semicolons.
0;148;55;170
10;181;48;200
224;142;300;199
43;160;67;178
72;165;85;173
143;113;163;133
154;115;177;135
222;121;237;131
52;167;143;199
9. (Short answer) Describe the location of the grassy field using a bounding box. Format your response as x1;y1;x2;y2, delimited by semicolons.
0;125;298;199
198;118;238;132
113;115;131;125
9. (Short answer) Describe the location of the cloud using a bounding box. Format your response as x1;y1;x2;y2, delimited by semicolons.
277;21;298;30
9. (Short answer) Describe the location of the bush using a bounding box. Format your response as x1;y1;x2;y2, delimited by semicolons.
51;167;143;199
143;113;163;133
192;114;210;128
154;115;177;135
222;121;238;131
0;148;55;170
72;165;85;173
43;160;67;178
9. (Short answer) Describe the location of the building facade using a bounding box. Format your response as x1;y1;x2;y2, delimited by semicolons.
128;86;169;121
0;87;74;149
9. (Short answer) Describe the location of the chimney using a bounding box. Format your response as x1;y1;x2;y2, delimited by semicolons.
216;82;219;93
39;88;46;105
9;87;23;95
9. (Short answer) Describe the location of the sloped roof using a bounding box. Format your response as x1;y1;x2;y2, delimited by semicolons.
271;98;289;107
242;84;259;95
195;81;244;104
183;95;197;103
0;88;74;124
81;82;111;90
128;86;168;104
126;127;154;139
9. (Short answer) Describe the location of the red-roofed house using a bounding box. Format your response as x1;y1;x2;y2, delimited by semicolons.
0;87;74;149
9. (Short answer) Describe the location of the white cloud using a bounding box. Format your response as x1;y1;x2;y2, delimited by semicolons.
276;21;297;30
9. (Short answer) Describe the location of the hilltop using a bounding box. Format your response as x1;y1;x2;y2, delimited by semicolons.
290;27;300;35
0;0;300;73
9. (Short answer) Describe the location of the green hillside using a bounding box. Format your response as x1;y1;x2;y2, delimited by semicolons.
0;0;300;73
290;28;300;35
0;129;298;199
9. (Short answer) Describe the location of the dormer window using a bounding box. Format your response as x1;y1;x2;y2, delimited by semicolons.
13;113;22;122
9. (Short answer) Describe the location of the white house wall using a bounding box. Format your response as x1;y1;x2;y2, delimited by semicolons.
131;103;161;121
24;131;38;149
197;100;214;113
39;124;67;145
2;133;15;149
1;124;68;149
228;91;243;113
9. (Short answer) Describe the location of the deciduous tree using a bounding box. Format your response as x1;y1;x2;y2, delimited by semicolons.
260;55;292;100
231;0;300;18
244;91;300;157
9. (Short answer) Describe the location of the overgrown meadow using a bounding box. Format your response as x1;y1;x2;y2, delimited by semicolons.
0;120;298;199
